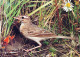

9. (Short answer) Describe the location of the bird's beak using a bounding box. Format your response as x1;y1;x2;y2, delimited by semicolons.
13;17;23;21
13;17;20;20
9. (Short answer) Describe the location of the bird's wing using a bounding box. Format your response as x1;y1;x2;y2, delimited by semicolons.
27;25;73;40
27;24;55;37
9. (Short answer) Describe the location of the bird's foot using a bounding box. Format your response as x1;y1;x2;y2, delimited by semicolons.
23;49;32;52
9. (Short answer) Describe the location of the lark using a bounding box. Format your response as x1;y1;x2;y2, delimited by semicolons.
14;15;73;52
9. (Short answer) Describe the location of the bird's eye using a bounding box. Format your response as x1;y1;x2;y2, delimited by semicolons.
22;17;24;19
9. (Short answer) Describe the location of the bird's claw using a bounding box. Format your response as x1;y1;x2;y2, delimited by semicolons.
23;49;32;52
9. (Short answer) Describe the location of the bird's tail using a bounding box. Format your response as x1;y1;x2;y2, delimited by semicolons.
33;33;74;40
47;35;74;40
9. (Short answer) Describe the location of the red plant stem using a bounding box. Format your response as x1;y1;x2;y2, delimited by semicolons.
55;0;61;33
57;7;61;33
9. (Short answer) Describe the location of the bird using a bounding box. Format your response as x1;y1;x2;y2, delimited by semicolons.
14;15;73;52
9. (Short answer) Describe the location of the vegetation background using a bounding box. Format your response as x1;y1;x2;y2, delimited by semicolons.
0;0;80;57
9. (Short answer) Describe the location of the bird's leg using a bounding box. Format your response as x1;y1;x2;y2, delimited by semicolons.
23;41;42;52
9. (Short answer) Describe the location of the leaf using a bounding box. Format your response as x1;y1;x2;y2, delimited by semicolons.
43;41;49;45
3;35;15;44
4;36;10;43
26;4;36;7
2;46;5;49
10;35;15;40
49;47;56;52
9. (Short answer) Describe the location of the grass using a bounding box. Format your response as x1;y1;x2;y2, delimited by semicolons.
0;0;80;57
1;0;30;37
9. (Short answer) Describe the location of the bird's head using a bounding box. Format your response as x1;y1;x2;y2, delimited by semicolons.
13;15;31;23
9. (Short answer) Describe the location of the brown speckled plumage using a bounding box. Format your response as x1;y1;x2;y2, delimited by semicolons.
14;15;73;52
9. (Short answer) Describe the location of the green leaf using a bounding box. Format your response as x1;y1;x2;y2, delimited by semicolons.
26;4;36;7
49;47;56;52
43;41;49;45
